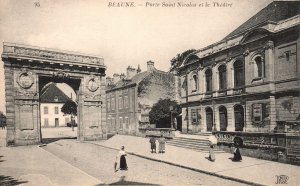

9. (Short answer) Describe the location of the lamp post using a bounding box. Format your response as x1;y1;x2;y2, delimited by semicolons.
170;106;173;129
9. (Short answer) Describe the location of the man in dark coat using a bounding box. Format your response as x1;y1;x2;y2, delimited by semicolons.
149;137;156;153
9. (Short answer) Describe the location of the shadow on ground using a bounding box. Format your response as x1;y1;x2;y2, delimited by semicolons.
97;176;160;186
0;175;28;185
42;137;76;144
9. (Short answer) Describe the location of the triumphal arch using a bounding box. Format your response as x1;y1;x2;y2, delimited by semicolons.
2;43;107;146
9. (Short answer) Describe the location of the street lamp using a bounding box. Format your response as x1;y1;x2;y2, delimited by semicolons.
170;106;173;129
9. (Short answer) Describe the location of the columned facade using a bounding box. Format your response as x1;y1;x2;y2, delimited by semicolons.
176;13;300;134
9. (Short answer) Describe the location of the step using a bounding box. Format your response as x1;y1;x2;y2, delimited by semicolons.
166;143;225;153
169;138;210;145
173;137;209;142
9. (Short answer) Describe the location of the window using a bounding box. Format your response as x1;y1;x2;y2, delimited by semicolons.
55;107;59;114
125;117;129;129
44;118;49;126
234;61;245;88
253;56;264;78
252;103;270;122
119;96;123;109
119;117;123;129
205;69;212;92
218;65;227;90
192;74;198;91
111;97;115;110
124;95;129;108
284;51;290;61
191;109;198;124
44;106;48;114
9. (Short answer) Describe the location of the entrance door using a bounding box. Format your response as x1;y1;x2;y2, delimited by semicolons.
55;118;59;127
219;106;227;131
206;107;213;132
234;105;244;131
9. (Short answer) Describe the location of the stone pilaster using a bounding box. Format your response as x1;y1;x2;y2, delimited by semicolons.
264;41;275;93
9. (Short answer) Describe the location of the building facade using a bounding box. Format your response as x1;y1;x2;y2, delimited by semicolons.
174;2;300;134
40;83;77;127
106;61;175;135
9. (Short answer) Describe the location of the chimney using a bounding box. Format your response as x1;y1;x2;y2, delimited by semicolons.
113;73;120;84
126;66;137;79
137;64;141;73
120;73;126;79
147;61;155;71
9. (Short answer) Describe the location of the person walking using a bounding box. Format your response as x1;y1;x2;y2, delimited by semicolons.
114;146;128;172
158;135;166;153
208;134;217;162
232;143;242;162
149;136;157;153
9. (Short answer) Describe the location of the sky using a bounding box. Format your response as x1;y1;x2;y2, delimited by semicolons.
0;0;272;113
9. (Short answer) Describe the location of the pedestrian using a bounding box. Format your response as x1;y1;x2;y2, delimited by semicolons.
208;134;217;162
149;136;156;153
158;134;166;153
114;146;128;172
232;143;242;162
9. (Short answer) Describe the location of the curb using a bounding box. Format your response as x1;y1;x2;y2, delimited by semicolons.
83;141;264;186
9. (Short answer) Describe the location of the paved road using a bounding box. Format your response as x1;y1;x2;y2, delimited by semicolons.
42;139;248;185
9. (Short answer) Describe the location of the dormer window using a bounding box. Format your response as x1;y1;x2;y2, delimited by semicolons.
54;96;58;102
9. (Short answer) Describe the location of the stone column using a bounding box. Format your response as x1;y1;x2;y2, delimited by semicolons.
264;41;275;93
269;95;276;132
227;105;235;131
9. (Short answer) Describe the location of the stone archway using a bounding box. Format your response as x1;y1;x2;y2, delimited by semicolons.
2;43;107;146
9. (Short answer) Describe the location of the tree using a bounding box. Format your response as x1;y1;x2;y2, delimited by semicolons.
61;100;77;130
170;49;196;71
149;98;181;128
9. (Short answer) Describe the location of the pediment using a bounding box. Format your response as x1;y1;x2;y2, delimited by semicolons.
240;28;272;45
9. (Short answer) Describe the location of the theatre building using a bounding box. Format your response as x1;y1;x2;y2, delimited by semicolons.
106;61;175;135
174;1;300;136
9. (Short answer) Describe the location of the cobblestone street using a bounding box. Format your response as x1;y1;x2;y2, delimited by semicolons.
42;139;247;185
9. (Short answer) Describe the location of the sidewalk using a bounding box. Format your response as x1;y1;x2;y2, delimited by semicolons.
0;130;102;186
89;134;300;186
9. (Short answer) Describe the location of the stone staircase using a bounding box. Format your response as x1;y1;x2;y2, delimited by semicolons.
166;132;225;153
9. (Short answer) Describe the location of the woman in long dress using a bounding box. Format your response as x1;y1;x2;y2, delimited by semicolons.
232;143;242;162
115;146;128;172
208;134;217;162
158;135;166;153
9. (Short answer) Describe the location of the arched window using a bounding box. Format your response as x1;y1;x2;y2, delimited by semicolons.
234;105;244;131
205;69;212;92
206;107;213;132
218;65;227;90
192;74;198;91
219;106;227;131
253;56;264;78
234;60;244;88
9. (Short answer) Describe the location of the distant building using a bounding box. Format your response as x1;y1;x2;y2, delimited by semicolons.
106;61;175;135
172;1;300;133
40;83;77;127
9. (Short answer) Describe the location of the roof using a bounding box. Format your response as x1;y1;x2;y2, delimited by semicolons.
40;83;72;103
224;1;300;40
107;71;151;91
